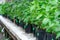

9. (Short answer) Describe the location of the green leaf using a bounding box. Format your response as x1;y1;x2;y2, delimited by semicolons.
56;33;60;39
42;18;50;25
36;14;42;19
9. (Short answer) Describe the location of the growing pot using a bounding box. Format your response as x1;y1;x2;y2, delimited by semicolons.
3;13;7;18
10;18;14;22
24;23;32;33
13;18;16;23
7;15;12;20
19;20;25;28
7;15;10;19
32;24;37;36
15;18;19;25
36;29;46;40
46;33;56;40
7;16;13;21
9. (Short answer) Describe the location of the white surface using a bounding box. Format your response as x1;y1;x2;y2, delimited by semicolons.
0;16;36;40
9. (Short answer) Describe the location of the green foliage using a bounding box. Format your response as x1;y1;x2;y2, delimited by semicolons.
0;4;4;15
0;0;60;39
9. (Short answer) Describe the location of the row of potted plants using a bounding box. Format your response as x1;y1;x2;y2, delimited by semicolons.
0;0;60;40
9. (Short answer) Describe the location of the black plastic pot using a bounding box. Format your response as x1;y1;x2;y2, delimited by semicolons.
6;15;10;19
10;18;14;22
46;33;56;40
32;24;37;36
25;23;32;33
19;21;25;28
8;15;10;19
3;13;7;18
8;16;13;22
15;18;19;25
36;29;46;40
7;15;12;21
